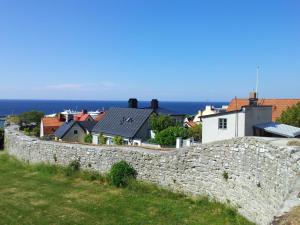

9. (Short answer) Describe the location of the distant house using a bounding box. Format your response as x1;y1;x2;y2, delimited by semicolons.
92;107;154;146
227;98;300;121
201;92;273;143
74;110;94;122
193;105;228;124
54;120;97;143
94;111;106;122
184;118;198;128
40;114;65;137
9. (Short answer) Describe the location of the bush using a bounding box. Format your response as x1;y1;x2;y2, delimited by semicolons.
0;128;4;150
155;126;188;146
277;102;300;127
113;136;123;145
19;111;44;126
84;134;93;143
150;114;176;133
23;127;31;136
65;159;80;176
109;161;137;187
99;133;107;145
32;127;40;137
188;124;202;141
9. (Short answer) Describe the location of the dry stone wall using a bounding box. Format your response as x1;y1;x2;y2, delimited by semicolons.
5;125;300;225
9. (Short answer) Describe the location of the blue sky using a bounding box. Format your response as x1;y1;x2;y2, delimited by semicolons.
0;0;299;101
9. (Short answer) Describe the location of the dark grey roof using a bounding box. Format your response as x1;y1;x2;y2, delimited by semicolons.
92;107;153;138
78;121;97;132
54;120;77;138
143;107;185;116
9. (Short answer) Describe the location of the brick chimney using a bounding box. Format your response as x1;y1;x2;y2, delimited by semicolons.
249;92;258;107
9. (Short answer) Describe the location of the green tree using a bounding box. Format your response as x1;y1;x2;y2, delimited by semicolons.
277;102;300;127
150;114;176;133
84;134;93;143
98;133;107;145
0;128;4;150
155;126;188;146
188;124;202;141
113;136;123;145
19;111;44;126
32;127;40;137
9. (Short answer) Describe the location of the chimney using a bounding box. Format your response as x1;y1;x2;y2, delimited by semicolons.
66;114;74;122
151;99;159;110
128;98;138;108
249;91;258;107
82;109;88;114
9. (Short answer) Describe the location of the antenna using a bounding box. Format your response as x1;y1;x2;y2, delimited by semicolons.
256;66;259;95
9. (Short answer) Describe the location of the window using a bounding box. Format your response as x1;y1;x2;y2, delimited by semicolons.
218;118;227;129
74;130;78;134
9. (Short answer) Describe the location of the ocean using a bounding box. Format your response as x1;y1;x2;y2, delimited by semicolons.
0;100;228;117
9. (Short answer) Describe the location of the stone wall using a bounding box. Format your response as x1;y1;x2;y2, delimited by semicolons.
5;125;300;225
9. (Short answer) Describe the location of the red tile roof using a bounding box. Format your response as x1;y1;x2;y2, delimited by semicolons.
185;120;198;128
74;113;93;122
227;98;300;121
95;111;106;122
42;117;64;136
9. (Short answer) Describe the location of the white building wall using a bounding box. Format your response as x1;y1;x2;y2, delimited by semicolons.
202;111;245;143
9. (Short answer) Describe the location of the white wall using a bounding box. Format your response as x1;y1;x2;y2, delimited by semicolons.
202;111;245;143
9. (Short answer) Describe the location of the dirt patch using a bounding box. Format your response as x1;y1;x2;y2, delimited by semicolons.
272;206;300;225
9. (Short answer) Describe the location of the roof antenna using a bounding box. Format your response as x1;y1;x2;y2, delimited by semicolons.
256;66;260;97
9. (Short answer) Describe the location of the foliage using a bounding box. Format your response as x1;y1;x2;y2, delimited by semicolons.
7;116;20;124
113;136;123;145
98;133;107;145
0;128;4;150
19;111;44;126
84;134;93;143
147;138;157;144
0;153;254;225
277;102;300;127
188;124;202;141
32;127;40;137
65;159;80;176
150;114;176;133
109;161;137;187
23;127;31;135
223;171;229;181
155;126;188;146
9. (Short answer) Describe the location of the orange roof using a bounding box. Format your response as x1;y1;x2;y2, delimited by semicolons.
227;98;300;121
74;113;93;122
95;112;106;122
42;117;64;127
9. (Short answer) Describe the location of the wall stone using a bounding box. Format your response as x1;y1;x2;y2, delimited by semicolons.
5;125;300;225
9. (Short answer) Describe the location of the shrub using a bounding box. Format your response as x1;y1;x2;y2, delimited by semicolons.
23;127;31;136
0;128;4;150
99;133;107;145
188;124;202;141
109;161;137;187
113;136;123;145
32;127;40;137
150;114;176;133
155;126;188;146
223;171;229;181
65;159;80;176
84;134;93;143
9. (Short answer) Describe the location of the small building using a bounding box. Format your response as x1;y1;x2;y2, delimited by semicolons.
94;111;106;122
92;107;153;146
40;114;65;137
201;92;273;143
54;120;97;143
227;97;300;121
74;110;94;122
193;105;228;124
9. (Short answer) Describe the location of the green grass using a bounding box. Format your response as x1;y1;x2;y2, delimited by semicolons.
0;152;254;225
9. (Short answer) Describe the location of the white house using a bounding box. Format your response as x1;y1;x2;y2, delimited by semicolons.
201;94;273;143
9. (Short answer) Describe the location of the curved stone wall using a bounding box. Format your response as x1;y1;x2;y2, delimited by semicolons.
5;126;300;225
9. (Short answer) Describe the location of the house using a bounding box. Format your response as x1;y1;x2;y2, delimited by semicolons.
54;120;97;143
201;92;273;143
74;110;94;122
193;105;228;124
94;111;106;122
92;107;154;146
184;118;198;128
40;114;65;137
227;97;300;121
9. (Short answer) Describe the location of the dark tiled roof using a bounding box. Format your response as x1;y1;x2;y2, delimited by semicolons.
92;107;153;138
143;107;185;116
54;120;76;138
78;120;97;133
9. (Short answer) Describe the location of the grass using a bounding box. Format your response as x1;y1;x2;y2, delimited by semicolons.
287;140;300;146
0;152;254;225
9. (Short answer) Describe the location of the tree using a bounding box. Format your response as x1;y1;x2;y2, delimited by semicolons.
98;133;107;145
32;127;40;137
19;111;44;126
113;136;123;145
84;134;93;143
277;102;300;127
155;126;188;146
188;124;202;141
150;114;176;133
0;128;4;150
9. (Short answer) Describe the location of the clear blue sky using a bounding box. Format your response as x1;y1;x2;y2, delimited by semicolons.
0;0;299;101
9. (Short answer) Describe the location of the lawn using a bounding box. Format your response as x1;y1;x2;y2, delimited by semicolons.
0;152;254;225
